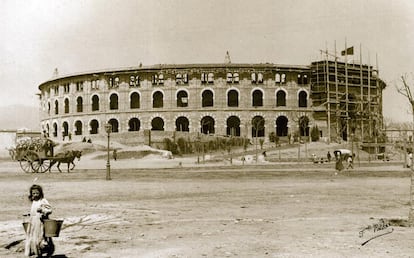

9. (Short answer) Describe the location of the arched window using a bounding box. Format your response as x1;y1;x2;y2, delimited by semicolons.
90;119;99;134
62;121;69;137
53;123;58;137
128;118;141;131
177;91;188;107
92;95;99;111
276;116;289;136
130;92;140;109
153;91;164;108
76;97;83;112
54;100;59;115
298;91;308;107
227;90;239;107
226;116;240;136
151;117;164;131
202;90;214;107
108;119;119;133
110;94;118;110
64;98;69;113
176;116;189;132
252;116;265;137
74;120;83;135
276;91;286;106
252;90;263;107
201;116;215;134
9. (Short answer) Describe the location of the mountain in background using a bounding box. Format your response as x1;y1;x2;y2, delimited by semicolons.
0;105;40;131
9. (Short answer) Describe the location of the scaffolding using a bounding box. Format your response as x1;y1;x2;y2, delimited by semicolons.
310;55;386;143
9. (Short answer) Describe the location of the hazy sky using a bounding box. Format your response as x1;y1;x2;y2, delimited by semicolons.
1;0;414;122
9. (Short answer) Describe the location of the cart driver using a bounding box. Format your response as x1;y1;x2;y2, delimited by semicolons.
44;139;57;157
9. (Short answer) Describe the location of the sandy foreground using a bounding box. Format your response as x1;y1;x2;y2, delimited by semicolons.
1;150;414;258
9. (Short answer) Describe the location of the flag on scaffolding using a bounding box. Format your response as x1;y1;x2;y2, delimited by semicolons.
341;46;354;56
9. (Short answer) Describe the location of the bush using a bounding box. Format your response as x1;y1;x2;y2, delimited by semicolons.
310;125;320;142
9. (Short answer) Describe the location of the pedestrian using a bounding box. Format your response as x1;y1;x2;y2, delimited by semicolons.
335;154;344;172
327;151;331;162
347;155;354;169
68;132;72;141
113;149;117;161
24;184;54;257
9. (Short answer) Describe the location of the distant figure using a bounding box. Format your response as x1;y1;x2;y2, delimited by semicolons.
347;155;353;169
262;151;267;157
327;151;332;162
87;138;92;143
113;149;117;161
335;154;344;172
82;137;86;142
62;132;65;141
68;132;72;141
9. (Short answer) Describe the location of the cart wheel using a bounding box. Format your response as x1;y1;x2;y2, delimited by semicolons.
25;151;40;173
19;158;33;173
32;159;51;173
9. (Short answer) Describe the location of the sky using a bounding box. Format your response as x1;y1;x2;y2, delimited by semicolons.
1;0;414;123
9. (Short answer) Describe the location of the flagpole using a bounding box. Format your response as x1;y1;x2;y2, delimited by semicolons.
359;44;364;143
368;51;372;142
335;40;339;143
345;38;349;142
325;44;331;144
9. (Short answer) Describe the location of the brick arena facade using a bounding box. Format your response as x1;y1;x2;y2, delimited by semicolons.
38;61;384;144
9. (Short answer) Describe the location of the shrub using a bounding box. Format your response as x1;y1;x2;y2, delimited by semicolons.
310;125;320;142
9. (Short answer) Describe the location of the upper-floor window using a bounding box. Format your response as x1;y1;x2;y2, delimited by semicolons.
91;79;99;90
129;75;140;87
276;91;286;106
109;94;119;110
53;86;58;95
227;90;239;107
252;90;263;107
226;73;239;84
177;90;188;107
297;74;308;85
109;77;119;88
76;97;83;112
276;73;286;84
176;73;188;85
64;98;69;113
298;91;308;107
63;83;70;93
130;92;140;109
251;73;263;84
92;95;99;111
153;91;164;108
158;74;164;85
76;81;84;92
201;73;214;84
54;100;59;115
202;90;214;107
152;74;164;86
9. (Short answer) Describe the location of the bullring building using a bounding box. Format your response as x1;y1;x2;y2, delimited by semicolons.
38;53;385;144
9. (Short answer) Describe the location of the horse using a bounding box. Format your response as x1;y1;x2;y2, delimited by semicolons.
49;150;82;173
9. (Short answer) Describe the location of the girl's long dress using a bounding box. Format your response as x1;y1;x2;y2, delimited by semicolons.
24;198;52;257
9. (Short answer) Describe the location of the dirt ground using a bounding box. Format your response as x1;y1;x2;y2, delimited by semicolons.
1;158;414;258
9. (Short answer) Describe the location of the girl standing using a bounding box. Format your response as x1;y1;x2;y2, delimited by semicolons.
24;184;54;257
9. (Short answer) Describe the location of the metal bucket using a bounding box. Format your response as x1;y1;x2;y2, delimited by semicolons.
43;219;63;237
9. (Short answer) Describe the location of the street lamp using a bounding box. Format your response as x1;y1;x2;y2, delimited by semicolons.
104;123;112;180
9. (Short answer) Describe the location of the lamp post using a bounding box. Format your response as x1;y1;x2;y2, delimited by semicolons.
104;123;112;180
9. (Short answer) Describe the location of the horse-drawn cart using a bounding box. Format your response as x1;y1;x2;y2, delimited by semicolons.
14;137;55;173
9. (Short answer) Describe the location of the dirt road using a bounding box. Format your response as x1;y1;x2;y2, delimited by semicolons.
1;162;414;257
